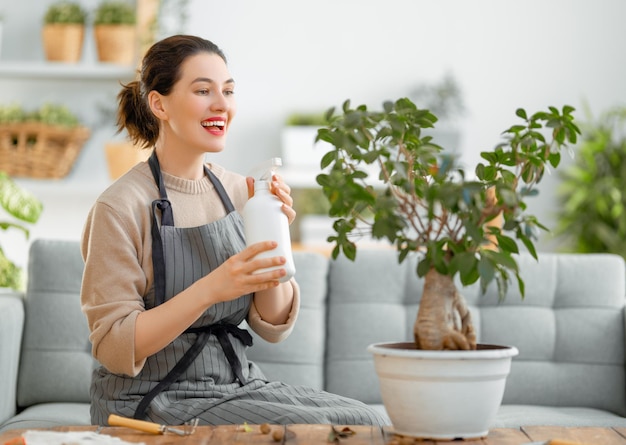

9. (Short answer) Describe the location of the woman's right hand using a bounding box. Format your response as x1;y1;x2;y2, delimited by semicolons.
203;241;287;304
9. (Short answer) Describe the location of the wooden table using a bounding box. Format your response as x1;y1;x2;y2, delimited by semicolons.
2;424;626;444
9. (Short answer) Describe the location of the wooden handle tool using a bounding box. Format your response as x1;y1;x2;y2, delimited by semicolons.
107;414;186;435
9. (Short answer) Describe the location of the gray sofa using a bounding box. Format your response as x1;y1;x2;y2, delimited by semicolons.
1;238;626;433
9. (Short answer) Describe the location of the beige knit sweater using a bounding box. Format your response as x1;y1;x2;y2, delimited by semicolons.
80;160;300;377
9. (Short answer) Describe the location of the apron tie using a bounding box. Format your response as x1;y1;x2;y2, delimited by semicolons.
186;324;253;386
134;323;253;420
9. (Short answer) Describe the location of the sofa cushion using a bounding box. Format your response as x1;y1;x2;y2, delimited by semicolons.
466;253;626;416
245;251;329;390
17;240;94;408
0;403;90;433
493;405;626;428
325;248;418;404
0;292;24;425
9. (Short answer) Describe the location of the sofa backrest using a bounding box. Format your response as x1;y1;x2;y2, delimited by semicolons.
17;239;93;408
17;239;330;408
324;249;626;416
245;250;329;389
18;239;626;418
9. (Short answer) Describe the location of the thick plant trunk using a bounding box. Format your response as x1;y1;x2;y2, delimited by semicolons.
414;268;477;350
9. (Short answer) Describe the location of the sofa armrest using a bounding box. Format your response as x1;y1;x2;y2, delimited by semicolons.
0;292;24;425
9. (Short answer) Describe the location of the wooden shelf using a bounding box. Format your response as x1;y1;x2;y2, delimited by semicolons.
0;61;136;80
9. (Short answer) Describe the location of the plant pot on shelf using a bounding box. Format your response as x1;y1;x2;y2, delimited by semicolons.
94;25;137;65
105;141;150;180
368;342;518;440
136;0;160;60
42;24;85;62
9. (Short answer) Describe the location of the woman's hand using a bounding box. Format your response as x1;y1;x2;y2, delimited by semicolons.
202;241;286;304
246;175;296;225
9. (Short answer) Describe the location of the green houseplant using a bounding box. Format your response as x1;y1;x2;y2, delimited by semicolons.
93;1;137;65
314;98;579;438
42;1;87;62
316;98;579;349
0;173;42;289
555;106;626;257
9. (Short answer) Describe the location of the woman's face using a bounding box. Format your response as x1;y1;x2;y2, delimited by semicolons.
156;52;237;155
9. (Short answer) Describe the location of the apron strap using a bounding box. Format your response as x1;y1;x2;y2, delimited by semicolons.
133;324;253;420
150;199;171;307
149;152;173;307
204;165;235;213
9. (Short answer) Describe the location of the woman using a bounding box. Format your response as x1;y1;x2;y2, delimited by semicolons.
81;35;386;427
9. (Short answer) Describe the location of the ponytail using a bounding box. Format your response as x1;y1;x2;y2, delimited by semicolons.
116;80;159;149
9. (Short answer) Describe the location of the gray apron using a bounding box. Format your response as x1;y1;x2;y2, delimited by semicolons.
90;151;387;426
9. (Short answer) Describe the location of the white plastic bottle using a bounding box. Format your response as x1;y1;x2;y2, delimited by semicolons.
242;158;296;282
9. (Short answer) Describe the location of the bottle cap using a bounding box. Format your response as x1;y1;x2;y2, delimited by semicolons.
248;158;282;191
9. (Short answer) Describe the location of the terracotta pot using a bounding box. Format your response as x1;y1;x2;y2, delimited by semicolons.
42;24;85;62
136;0;160;60
368;341;519;440
94;25;137;65
105;142;150;180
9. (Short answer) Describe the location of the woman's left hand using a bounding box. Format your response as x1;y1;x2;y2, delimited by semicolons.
246;175;296;225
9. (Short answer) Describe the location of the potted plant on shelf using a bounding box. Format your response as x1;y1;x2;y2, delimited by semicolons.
93;0;137;65
135;0;190;60
96;101;150;181
42;1;87;62
0;172;42;290
281;111;331;170
0;102;90;179
555;105;626;258
315;98;580;439
409;72;465;154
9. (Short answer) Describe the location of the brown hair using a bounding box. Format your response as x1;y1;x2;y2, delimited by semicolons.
117;35;227;148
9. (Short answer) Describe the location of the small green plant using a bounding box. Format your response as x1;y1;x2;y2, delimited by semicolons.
0;103;27;124
0;103;80;127
285;112;328;127
0;172;43;289
409;73;465;122
316;98;579;351
157;0;189;35
43;1;87;25
93;1;136;25
555;105;626;257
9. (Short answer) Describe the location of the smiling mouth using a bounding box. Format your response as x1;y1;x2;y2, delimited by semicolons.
201;120;225;131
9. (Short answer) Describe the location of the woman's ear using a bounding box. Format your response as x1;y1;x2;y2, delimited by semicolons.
148;91;168;120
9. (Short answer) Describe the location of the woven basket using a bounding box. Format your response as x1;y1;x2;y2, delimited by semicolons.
0;122;90;179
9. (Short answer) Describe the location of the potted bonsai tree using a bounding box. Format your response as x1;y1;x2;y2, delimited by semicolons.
93;0;137;65
0;173;42;290
315;97;580;439
42;1;87;62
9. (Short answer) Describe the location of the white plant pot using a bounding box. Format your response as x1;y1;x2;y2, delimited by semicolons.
281;126;331;168
368;341;519;440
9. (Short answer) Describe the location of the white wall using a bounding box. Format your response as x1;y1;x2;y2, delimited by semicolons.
187;0;626;250
1;0;625;273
